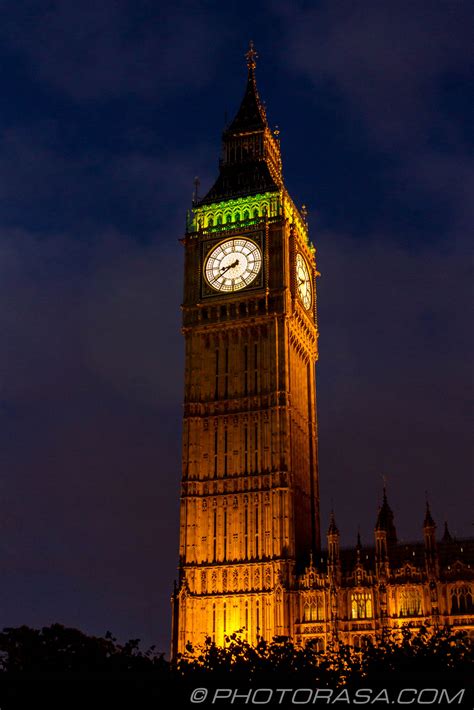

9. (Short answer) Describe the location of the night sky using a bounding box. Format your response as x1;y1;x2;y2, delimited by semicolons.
1;1;473;653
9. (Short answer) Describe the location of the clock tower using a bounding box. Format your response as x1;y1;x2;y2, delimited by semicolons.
171;43;320;656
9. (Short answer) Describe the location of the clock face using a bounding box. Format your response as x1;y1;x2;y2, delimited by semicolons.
204;238;262;292
296;253;312;310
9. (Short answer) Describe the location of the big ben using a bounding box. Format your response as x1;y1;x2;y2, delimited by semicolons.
171;43;320;656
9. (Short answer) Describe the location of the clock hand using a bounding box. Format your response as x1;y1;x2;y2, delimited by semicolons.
220;259;239;275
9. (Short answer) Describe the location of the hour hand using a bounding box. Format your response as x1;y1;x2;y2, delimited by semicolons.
221;259;239;275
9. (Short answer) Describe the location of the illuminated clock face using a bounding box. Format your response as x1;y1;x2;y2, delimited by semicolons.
296;253;312;310
204;238;262;292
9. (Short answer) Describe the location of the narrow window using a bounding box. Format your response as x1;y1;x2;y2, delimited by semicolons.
254;343;258;393
244;426;248;473
223;509;227;560
256;600;260;638
212;603;216;640
213;509;217;561
215;348;219;398
224;347;229;398
244;506;248;559
214;429;218;478
244;345;248;395
254;422;258;472
224;428;228;477
255;503;259;557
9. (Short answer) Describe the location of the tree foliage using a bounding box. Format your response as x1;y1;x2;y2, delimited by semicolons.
0;623;471;707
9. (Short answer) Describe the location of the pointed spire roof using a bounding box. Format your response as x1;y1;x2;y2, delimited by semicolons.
424;500;436;528
328;510;339;536
226;41;268;134
197;42;282;206
442;521;453;543
375;487;397;542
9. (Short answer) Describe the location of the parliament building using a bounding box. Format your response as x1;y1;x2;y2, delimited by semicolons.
171;45;473;657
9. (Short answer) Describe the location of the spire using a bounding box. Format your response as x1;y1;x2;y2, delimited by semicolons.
442;521;453;543
424;500;435;528
328;510;339;536
197;43;282;205
375;487;397;543
226;41;267;134
355;529;362;563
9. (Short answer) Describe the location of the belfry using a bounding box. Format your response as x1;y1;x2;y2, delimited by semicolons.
171;45;473;657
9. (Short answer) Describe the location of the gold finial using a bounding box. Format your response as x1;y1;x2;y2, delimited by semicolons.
245;40;258;71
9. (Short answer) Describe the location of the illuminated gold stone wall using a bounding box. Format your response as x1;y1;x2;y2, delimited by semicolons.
172;190;321;656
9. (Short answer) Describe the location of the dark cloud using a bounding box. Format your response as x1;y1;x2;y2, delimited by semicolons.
0;225;183;649
278;0;473;146
1;0;225;100
0;125;213;233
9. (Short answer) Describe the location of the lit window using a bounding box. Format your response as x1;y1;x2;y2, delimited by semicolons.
399;588;422;617
351;592;373;619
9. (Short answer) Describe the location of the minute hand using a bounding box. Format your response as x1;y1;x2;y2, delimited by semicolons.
220;259;239;275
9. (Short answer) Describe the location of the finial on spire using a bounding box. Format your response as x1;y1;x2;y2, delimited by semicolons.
245;40;258;72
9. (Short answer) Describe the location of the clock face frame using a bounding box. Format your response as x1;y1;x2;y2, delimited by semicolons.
296;253;312;310
203;237;263;294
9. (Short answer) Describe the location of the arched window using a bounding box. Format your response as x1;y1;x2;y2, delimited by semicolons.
225;212;231;223
351;592;373;619
399;588;422;617
216;214;222;225
451;586;473;614
243;209;249;220
253;207;259;218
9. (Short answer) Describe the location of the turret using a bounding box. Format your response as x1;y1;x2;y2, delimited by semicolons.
375;487;396;576
423;500;439;578
327;511;341;582
423;501;436;553
441;521;453;543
